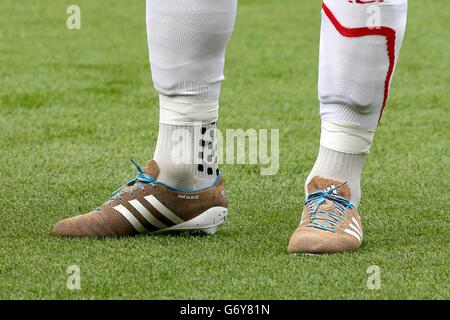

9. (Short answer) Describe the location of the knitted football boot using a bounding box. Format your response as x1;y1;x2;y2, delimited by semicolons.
288;176;363;254
52;160;228;237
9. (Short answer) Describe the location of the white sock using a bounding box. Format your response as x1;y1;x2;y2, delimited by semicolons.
307;0;408;207
305;146;365;207
153;120;219;191
319;0;408;130
146;0;236;190
146;0;237;100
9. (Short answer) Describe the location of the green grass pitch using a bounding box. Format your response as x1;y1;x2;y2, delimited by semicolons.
0;0;448;299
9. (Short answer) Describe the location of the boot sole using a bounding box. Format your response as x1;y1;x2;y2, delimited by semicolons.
149;206;228;235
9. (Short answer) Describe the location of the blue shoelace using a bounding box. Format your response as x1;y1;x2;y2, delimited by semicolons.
304;182;353;233
108;160;156;204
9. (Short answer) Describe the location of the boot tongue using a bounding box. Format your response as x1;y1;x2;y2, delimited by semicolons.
305;176;352;230
142;160;159;179
307;176;351;200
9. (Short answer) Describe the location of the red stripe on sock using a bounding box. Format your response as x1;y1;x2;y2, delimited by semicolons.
322;2;396;123
347;0;384;4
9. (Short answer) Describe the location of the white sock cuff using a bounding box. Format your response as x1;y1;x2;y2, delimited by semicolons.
159;94;219;126
320;119;375;155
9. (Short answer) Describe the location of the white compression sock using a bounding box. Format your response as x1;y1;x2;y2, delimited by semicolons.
305;146;365;207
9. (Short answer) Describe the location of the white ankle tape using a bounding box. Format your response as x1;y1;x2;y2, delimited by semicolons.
159;94;219;126
320;119;375;155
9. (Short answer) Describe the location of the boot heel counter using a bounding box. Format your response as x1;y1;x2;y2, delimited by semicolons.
216;177;228;208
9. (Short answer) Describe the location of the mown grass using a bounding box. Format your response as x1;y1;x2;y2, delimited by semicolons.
0;0;448;299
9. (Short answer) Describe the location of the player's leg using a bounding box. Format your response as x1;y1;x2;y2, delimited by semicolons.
149;0;237;190
288;0;408;254
52;0;237;237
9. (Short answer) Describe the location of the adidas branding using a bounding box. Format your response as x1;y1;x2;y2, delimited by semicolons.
178;194;200;200
324;185;339;195
344;217;363;243
113;195;184;233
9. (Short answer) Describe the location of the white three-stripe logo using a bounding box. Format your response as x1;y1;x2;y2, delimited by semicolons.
129;199;167;229
344;217;363;242
144;195;184;225
113;195;184;233
113;204;148;233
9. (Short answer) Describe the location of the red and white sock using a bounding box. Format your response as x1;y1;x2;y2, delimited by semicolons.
306;0;408;206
